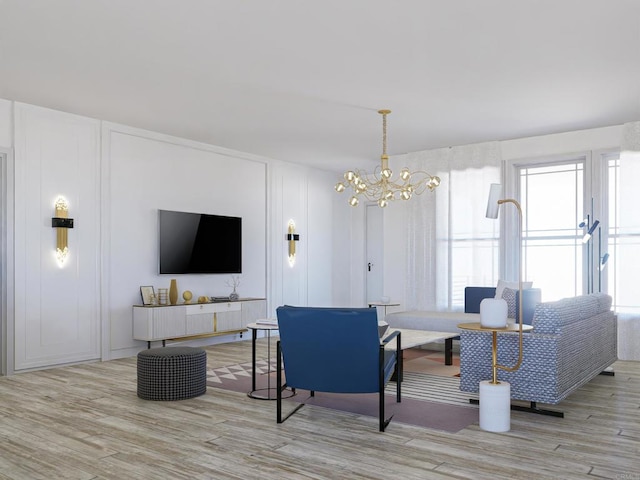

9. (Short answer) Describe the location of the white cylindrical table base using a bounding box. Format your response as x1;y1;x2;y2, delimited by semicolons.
479;380;511;432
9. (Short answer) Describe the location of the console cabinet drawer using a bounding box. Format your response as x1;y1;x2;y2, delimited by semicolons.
185;302;241;315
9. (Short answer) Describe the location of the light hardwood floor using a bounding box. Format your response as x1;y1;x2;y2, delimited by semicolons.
0;339;638;480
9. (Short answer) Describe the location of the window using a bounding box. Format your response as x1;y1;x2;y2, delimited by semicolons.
518;161;585;301
607;156;640;314
510;152;638;312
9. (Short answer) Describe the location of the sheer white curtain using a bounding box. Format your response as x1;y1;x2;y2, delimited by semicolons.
396;142;501;311
618;121;640;312
616;121;640;360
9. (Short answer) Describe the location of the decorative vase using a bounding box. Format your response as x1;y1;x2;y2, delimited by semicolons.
229;287;239;301
182;290;193;304
169;279;178;305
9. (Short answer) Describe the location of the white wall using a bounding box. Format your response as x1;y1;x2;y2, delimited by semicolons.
268;161;349;314
0;99;12;148
102;124;268;358
501;125;622;161
13;103;101;371
2;98;352;370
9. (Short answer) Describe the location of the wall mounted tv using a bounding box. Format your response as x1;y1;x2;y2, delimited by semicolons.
158;209;242;274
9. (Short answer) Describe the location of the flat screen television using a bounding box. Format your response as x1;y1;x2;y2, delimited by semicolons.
158;209;242;274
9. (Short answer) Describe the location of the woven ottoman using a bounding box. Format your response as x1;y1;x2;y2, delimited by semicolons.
137;346;207;400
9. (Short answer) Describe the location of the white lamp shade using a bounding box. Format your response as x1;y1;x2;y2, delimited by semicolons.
486;183;502;219
480;298;508;328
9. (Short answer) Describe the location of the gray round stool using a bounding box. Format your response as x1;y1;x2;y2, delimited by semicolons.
137;346;207;401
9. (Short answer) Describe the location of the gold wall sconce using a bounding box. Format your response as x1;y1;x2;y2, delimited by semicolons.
286;220;300;267
51;196;73;266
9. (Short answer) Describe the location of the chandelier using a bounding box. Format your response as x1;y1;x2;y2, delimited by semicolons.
334;109;441;207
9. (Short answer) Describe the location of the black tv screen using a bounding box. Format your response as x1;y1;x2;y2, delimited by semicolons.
158;210;242;274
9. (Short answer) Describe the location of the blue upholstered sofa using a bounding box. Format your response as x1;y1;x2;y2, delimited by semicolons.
459;293;617;416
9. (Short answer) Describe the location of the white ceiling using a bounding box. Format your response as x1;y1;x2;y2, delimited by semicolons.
1;0;639;172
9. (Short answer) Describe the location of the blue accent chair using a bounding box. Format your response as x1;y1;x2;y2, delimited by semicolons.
275;306;402;432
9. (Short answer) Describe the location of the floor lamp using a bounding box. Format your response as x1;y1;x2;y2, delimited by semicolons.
482;183;527;431
580;217;600;294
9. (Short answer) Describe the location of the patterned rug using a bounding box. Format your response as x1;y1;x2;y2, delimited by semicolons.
206;349;479;433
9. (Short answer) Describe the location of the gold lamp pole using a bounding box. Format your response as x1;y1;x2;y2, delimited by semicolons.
484;183;529;381
494;197;524;380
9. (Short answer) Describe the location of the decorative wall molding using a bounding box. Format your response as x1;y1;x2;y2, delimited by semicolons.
13;103;101;371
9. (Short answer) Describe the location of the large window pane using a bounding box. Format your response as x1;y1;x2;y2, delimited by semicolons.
607;157;640;314
520;161;584;301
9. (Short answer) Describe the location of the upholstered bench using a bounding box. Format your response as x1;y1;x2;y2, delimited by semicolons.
137;346;207;400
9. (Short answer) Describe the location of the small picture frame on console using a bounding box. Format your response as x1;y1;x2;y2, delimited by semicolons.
140;286;155;306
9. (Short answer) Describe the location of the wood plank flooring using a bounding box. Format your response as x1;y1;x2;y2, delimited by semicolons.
0;338;638;479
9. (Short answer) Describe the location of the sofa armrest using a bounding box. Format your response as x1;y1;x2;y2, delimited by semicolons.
518;288;541;325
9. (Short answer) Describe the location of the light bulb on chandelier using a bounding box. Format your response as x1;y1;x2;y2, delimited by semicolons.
335;109;440;207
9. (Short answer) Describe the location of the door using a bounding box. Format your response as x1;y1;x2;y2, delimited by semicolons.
366;204;383;304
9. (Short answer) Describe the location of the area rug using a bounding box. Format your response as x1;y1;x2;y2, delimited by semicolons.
402;347;461;377
206;349;478;433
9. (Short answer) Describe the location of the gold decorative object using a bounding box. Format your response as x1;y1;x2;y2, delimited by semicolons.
157;288;169;305
286;220;300;267
226;275;241;301
169;279;178;305
197;296;209;304
335;109;441;207
51;196;74;266
183;290;193;303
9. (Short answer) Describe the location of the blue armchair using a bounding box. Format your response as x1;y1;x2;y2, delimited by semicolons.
275;306;402;432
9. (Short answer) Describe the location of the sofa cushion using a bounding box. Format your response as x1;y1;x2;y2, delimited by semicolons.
385;310;478;333
501;287;517;319
532;293;611;334
495;279;533;299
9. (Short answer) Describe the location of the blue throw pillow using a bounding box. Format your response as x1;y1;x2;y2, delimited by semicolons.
501;287;517;319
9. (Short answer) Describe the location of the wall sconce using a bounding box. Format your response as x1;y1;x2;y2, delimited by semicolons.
286;220;300;267
51;196;73;266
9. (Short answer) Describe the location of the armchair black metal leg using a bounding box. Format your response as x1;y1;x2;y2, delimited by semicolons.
396;357;402;403
379;387;386;432
276;341;304;424
397;333;402;402
277;341;282;423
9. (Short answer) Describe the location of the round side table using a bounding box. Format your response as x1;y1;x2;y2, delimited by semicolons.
246;321;295;400
457;322;533;432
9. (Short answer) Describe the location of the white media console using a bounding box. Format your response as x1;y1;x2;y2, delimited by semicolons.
133;298;266;348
